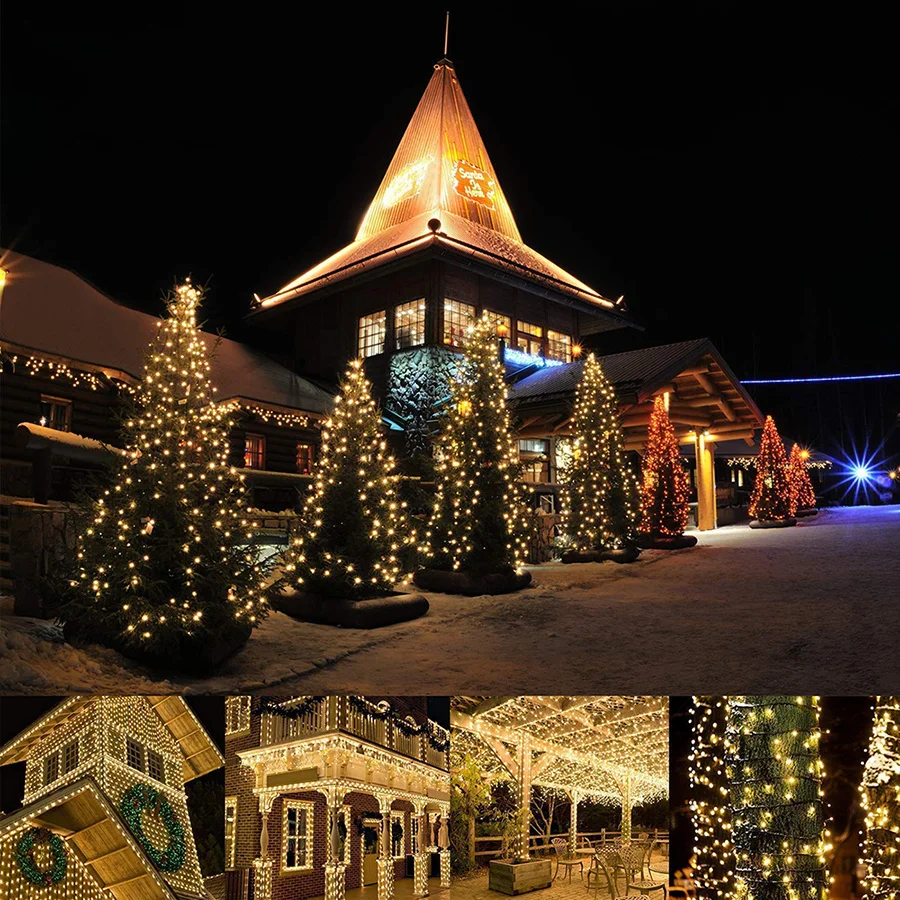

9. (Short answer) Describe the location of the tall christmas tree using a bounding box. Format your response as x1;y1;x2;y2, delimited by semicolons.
562;352;639;553
788;444;817;515
749;416;793;522
640;395;690;540
861;697;900;900
726;697;827;900
275;358;410;600
690;696;735;900
60;281;267;668
417;313;531;582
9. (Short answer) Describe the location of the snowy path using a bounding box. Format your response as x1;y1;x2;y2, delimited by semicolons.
2;505;898;695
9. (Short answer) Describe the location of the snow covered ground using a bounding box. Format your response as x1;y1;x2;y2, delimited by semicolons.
1;505;898;695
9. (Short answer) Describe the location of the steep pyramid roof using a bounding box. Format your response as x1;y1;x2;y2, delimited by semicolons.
356;59;521;243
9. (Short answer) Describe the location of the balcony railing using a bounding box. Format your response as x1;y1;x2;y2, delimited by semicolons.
260;696;449;769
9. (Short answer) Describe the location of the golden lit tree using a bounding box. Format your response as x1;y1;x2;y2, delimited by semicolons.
418;313;530;578
861;697;900;900
749;416;793;522
60;281;267;668
563;352;639;553
640;396;690;539
788;444;817;514
275;358;410;599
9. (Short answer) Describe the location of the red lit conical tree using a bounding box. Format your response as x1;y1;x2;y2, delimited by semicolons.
749;416;793;522
639;396;690;541
788;443;817;514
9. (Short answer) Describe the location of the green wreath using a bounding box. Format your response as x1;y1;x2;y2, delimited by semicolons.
15;827;68;887
120;783;186;873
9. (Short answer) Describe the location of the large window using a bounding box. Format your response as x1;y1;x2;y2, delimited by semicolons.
516;320;543;356
44;752;60;786
443;299;476;347
546;330;573;363
226;696;251;736
519;439;551;484
359;310;386;358
283;800;314;871
62;740;79;774
126;737;144;772
225;797;238;869
391;811;406;858
40;395;72;432
147;748;166;784
296;443;315;476
484;310;512;340
244;433;266;470
395;299;426;349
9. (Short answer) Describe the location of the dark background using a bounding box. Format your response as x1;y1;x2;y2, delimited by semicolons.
2;4;897;466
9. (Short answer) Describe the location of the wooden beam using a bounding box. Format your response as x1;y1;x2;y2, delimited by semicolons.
105;872;152;889
481;735;519;780
678;364;709;376
85;846;130;867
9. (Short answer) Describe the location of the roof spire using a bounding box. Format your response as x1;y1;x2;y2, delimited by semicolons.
444;10;450;57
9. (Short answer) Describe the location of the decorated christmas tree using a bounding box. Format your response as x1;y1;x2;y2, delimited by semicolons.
275;358;410;600
788;444;817;514
60;281;267;669
416;313;531;589
860;697;900;900
749;416;793;522
726;696;827;900
640;395;690;541
562;352;639;555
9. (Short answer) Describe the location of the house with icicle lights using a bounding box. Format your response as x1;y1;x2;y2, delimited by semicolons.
224;696;450;900
0;695;223;900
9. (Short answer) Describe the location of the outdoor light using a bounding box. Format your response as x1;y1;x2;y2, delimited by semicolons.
853;465;871;482
0;267;6;288
572;343;582;357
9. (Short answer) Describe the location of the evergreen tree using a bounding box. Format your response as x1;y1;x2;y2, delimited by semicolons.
60;281;267;667
726;697;827;900
420;314;530;575
749;416;793;521
861;697;900;900
276;358;410;599
787;444;817;514
563;352;639;552
640;396;690;538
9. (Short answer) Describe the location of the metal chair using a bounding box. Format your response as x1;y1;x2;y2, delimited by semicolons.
618;842;667;900
551;837;585;882
587;845;622;897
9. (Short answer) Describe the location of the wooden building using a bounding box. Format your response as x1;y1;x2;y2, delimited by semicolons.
224;695;450;900
0;695;224;900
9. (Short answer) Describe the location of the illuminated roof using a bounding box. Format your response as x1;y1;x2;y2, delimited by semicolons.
254;62;627;326
451;696;668;803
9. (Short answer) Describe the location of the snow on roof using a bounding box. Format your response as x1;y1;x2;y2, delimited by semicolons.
0;248;332;415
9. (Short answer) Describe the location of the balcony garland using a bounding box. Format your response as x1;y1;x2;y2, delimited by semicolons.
347;697;450;751
259;697;325;719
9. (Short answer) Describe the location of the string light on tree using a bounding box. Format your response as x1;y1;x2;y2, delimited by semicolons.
787;445;817;515
749;417;794;523
59;280;268;668
640;396;691;541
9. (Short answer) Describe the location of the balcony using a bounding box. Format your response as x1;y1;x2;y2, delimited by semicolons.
260;696;449;770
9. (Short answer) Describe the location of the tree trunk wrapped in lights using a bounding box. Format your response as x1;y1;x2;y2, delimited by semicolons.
275;358;412;600
690;696;735;900
59;281;267;669
749;417;794;523
415;313;531;590
861;697;900;900
787;444;817;515
725;697;827;900
562;352;640;555
640;396;691;540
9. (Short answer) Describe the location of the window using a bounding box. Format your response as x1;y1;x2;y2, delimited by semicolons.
225;797;238;869
244;433;266;469
519;439;550;484
359;310;386;358
442;299;476;347
44;752;60;786
391;811;405;858
126;737;144;772
516;320;543;356
40;395;72;432
296;443;315;476
62;740;79;774
283;800;314;871
484;310;512;340
226;696;251;736
737;468;744;488
546;330;573;363
147;748;165;783
395;299;426;349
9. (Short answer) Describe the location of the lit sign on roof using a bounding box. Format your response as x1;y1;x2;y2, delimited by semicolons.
504;346;565;369
382;156;432;209
452;159;496;209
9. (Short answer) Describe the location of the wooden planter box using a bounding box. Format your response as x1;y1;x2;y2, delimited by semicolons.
489;859;553;895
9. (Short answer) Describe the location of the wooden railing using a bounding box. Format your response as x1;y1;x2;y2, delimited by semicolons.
473;829;669;859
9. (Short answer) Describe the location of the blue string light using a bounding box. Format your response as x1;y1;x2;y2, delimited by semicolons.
742;373;900;385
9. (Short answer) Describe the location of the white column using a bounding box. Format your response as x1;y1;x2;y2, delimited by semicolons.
254;793;276;900
621;775;632;843
378;796;395;900
325;787;347;900
438;811;451;888
569;789;581;856
413;801;430;897
515;733;533;860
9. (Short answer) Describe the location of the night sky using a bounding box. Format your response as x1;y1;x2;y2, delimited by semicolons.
2;5;897;460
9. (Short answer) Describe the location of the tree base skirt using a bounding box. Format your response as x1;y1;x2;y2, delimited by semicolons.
412;568;532;596
272;589;429;628
749;517;798;529
636;534;698;550
561;546;642;564
795;507;818;518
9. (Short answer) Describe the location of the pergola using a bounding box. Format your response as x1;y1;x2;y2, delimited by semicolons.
450;697;668;859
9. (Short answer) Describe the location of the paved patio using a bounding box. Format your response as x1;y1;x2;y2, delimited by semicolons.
310;876;448;900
